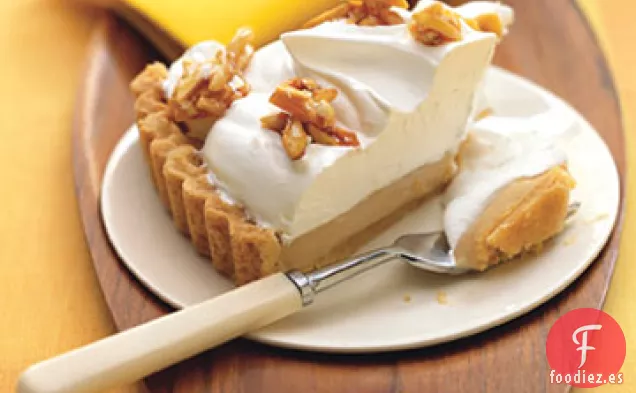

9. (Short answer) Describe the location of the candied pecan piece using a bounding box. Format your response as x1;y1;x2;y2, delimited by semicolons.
363;0;409;16
268;78;338;128
470;13;504;37
331;126;360;146
305;123;359;147
409;2;463;46
170;60;233;122
282;120;309;160
288;77;320;91
172;64;209;103
167;28;254;141
269;84;335;128
287;78;338;103
226;27;255;72
305;0;407;28
262;78;360;159
358;15;381;26
378;5;407;25
305;123;340;146
313;100;336;129
312;87;338;103
348;0;408;25
260;112;291;133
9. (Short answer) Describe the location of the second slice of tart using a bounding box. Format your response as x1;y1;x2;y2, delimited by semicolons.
444;112;577;271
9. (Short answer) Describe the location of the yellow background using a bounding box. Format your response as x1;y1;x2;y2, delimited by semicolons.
0;1;632;392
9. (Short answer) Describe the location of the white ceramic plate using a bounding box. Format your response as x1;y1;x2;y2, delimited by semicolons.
101;67;620;353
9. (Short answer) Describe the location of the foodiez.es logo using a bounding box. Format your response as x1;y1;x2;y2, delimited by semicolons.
573;324;602;369
546;308;626;388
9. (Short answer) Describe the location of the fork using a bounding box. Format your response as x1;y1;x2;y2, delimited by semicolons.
17;203;580;393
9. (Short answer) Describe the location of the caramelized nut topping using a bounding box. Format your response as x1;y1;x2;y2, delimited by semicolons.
262;78;360;160
331;126;361;146
167;28;255;140
312;87;338;103
269;81;336;128
260;112;291;132
305;1;505;47
470;13;504;37
305;123;341;146
410;2;506;46
226;28;255;72
282;120;309;160
288;78;338;103
409;2;463;46
304;0;408;28
305;124;361;147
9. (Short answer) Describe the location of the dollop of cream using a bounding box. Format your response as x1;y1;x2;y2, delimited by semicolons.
443;109;575;248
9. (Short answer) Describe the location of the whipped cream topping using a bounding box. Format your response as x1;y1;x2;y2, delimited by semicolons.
162;1;514;240
202;93;353;231
443;109;575;249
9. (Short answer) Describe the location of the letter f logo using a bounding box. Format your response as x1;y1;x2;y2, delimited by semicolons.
572;324;602;368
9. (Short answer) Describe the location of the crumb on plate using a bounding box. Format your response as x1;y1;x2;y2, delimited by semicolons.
585;212;610;224
436;290;448;305
563;235;577;246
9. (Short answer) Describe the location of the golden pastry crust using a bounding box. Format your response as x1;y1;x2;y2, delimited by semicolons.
486;166;575;258
454;165;576;270
131;63;281;285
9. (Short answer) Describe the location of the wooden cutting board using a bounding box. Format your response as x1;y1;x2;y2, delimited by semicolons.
72;1;626;392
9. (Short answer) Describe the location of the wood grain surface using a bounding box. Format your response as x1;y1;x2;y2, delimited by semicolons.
72;1;626;392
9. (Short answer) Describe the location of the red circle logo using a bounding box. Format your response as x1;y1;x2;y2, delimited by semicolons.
546;308;626;387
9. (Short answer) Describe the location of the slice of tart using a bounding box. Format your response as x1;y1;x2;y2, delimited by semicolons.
130;0;514;284
444;113;577;271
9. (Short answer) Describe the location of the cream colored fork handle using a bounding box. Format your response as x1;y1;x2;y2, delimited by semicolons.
17;273;302;393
